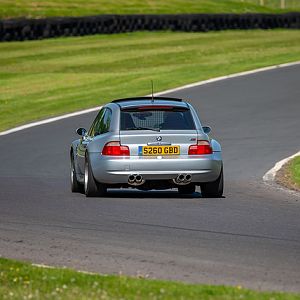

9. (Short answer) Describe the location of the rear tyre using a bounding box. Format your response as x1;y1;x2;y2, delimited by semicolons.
84;156;107;197
70;154;83;193
178;184;195;195
201;169;223;198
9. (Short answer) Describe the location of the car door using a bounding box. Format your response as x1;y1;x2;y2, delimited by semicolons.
76;108;106;175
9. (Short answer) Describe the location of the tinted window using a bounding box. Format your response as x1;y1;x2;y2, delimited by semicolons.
120;108;195;130
88;108;105;137
94;108;112;135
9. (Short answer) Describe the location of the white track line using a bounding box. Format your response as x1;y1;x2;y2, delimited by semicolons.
0;106;103;136
153;61;300;96
32;263;102;275
1;60;300;137
32;263;54;269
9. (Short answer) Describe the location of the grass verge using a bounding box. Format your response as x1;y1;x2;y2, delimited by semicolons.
0;30;300;131
0;0;299;19
1;257;300;300
276;156;300;192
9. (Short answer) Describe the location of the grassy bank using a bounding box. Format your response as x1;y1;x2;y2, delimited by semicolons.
290;156;300;188
0;0;299;19
1;30;300;131
1;257;299;300
276;156;300;192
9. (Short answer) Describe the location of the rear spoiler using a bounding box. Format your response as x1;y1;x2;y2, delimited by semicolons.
112;96;182;103
121;105;189;111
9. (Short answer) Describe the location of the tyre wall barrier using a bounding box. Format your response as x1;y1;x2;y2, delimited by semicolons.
1;13;299;42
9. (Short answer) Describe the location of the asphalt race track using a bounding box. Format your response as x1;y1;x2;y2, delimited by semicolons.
0;65;300;292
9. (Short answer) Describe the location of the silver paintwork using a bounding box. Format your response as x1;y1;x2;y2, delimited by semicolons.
71;98;222;190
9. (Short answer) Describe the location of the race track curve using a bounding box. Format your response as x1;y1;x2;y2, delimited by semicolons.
0;64;300;292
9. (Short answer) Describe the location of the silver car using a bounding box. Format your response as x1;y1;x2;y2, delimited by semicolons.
70;97;223;197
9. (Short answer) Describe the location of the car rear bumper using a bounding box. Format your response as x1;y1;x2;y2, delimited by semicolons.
90;152;222;184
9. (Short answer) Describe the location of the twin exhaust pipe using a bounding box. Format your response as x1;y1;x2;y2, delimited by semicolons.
173;174;192;185
128;174;145;186
128;173;192;186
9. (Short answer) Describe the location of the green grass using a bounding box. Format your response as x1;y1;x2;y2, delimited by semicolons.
1;30;300;131
289;156;300;187
284;156;300;191
1;258;299;300
0;0;299;19
276;155;300;192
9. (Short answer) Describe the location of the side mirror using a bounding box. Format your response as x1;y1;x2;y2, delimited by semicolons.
76;127;87;136
202;126;211;134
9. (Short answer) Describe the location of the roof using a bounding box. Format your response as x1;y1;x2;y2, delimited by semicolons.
111;96;189;109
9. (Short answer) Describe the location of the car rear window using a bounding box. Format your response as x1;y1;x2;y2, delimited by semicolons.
120;107;195;130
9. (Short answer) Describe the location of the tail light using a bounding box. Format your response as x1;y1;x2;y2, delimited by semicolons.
102;141;130;156
188;140;213;155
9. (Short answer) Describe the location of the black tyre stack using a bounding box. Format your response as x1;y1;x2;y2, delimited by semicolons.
1;13;300;42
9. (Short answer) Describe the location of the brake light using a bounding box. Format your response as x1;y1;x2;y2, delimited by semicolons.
137;106;174;110
188;140;212;155
102;141;130;156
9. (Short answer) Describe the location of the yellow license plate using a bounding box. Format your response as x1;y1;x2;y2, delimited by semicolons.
139;146;180;156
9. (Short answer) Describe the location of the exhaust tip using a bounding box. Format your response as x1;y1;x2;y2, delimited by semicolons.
185;174;192;181
178;174;185;181
128;175;135;182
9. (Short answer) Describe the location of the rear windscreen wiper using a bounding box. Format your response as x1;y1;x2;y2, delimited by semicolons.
129;127;160;132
